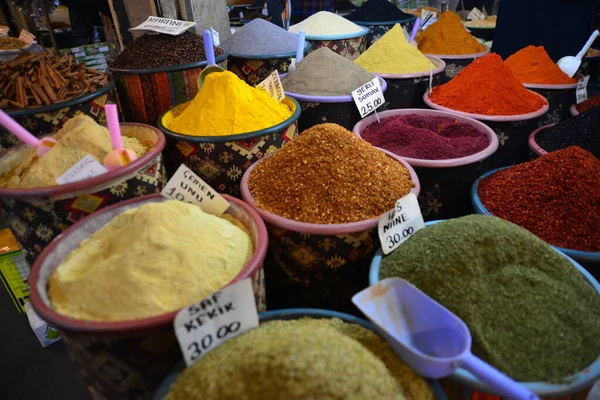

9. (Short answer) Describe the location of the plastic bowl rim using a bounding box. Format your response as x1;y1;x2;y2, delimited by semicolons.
157;96;300;143
225;42;311;59
423;47;490;60
423;91;550;121
569;104;580;116
352;108;499;168
345;16;416;26
522;73;581;90
0;122;166;198
108;52;229;75
373;56;446;79
28;193;269;334
239;147;420;235
299;25;369;40
283;76;387;103
527;123;558;157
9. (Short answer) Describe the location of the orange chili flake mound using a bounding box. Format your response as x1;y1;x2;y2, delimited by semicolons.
505;46;578;85
248;123;414;224
429;53;547;116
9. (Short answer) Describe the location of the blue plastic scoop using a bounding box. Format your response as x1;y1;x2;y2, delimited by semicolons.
198;29;225;90
352;278;539;400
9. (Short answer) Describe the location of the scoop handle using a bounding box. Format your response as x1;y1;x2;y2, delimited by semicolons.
203;29;216;66
0;109;41;148
296;31;306;63
459;353;539;400
409;17;421;42
105;104;122;151
576;30;599;60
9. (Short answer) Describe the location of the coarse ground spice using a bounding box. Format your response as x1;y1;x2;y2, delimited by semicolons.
0;37;27;50
221;19;298;56
346;0;413;22
478;146;600;251
504;46;577;85
360;114;489;159
111;32;224;70
416;12;486;55
576;93;600;113
535;107;600;158
248;123;414;224
165;318;433;400
429;53;546;115
281;48;374;96
379;215;600;382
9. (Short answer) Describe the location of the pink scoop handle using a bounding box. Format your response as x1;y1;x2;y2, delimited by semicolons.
0;109;41;148
105;104;123;151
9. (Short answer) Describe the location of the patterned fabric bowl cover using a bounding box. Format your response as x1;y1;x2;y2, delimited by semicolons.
307;34;368;61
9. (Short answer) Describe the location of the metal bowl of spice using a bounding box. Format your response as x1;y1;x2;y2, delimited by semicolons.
28;193;268;400
353;108;498;220
370;216;600;399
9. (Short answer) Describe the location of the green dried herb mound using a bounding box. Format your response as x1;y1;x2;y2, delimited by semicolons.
165;318;433;400
380;215;600;383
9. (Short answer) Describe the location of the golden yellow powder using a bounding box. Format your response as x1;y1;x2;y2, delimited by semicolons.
355;24;435;74
163;70;293;137
0;115;149;189
48;200;254;322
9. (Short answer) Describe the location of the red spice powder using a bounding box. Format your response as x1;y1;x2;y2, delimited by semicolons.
478;146;600;252
505;46;578;85
576;93;600;113
429;53;547;115
360;114;489;159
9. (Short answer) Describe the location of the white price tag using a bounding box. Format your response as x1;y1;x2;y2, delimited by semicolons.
18;29;36;44
576;75;590;104
421;9;437;20
467;7;486;20
161;164;229;216
211;27;220;46
174;278;259;366
56;155;108;185
352;77;385;118
256;70;285;102
129;16;195;36
289;58;297;73
378;193;425;255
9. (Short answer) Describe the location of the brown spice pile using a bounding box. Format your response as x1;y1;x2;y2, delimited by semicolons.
248;123;414;224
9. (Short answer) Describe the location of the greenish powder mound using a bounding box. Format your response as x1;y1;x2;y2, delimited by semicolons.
379;215;600;383
165;318;433;400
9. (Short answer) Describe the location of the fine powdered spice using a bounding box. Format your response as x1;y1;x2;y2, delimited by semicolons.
379;215;600;382
48;200;253;322
355;24;434;74
165;318;433;400
360;114;489;159
535;107;600;158
221;19;298;56
0;115;148;189
111;32;224;70
163;71;292;136
478;146;600;252
576;93;600;113
429;53;546;115
504;46;577;85
346;0;413;22
249;123;414;224
416;12;486;55
282;48;374;96
289;11;364;36
0;37;27;50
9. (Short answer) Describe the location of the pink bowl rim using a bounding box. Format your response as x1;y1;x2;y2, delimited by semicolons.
423;47;490;60
28;193;269;334
352;108;499;168
370;56;446;79
528;123;557;156
240;147;421;234
570;104;580;116
423;91;550;121
0;123;166;199
522;73;581;90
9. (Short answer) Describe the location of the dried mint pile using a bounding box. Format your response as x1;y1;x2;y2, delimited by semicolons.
380;215;600;382
112;32;224;70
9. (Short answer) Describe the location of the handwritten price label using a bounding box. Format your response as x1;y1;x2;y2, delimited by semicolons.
174;279;259;366
56;155;108;185
378;193;425;255
576;75;590;104
256;70;285;102
352;78;385;118
467;7;486;20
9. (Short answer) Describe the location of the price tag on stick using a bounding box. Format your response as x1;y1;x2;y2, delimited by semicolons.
129;16;195;36
378;193;425;255
211;27;220;46
256;70;285;102
352;77;385;119
174;278;259;366
576;75;590;104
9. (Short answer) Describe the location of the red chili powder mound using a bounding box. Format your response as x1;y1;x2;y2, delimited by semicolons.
504;46;577;85
429;53;547;116
478;146;600;252
360;114;489;160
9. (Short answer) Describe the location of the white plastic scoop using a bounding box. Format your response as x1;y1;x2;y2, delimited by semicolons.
557;30;599;78
352;278;539;400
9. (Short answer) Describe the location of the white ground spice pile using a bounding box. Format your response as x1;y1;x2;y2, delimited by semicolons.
289;11;364;36
165;318;433;400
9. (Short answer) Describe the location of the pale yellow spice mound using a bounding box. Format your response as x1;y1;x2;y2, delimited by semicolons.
0;115;148;189
48;200;254;322
166;318;433;400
